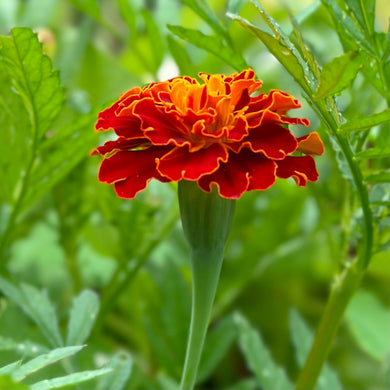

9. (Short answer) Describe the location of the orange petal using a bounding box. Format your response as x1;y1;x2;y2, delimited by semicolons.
297;132;324;156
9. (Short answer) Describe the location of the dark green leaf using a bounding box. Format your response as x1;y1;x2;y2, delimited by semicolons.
167;25;248;71
340;109;390;132
345;0;375;38
234;312;292;390
314;51;363;99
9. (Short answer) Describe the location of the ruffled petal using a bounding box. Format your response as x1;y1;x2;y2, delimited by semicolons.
134;98;190;146
241;122;298;159
276;155;319;186
197;156;250;199
157;143;228;181
92;137;148;156
297;132;324;155
98;147;170;198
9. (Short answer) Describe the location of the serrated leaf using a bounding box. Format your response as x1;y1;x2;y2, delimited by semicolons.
12;345;85;381
345;290;390;361
96;352;132;390
314;51;362;99
29;367;112;390
234;312;292;390
289;309;342;390
341;109;390;132
167;25;248;71
355;147;390;159
19;284;63;348
0;27;64;139
66;289;100;346
227;13;310;93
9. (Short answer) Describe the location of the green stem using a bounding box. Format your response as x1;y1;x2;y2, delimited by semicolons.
180;249;224;390
296;261;364;390
178;180;235;390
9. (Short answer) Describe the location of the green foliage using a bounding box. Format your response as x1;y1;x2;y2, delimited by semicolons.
0;0;388;389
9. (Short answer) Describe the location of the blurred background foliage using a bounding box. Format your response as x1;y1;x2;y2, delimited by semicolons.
0;0;389;389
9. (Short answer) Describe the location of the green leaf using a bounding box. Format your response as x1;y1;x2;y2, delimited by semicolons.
234;312;292;390
345;0;375;38
355;147;390;160
198;314;237;382
0;277;63;348
0;27;64;139
289;309;342;390
66;289;100;346
0;376;28;390
167;36;196;77
365;171;390;184
68;0;100;20
227;12;310;93
12;345;85;381
345;290;390;361
340;109;390;132
19;284;63;348
0;362;22;376
314;51;363;99
29;367;112;390
96;352;133;390
167;25;248;71
116;0;137;38
0;336;48;357
182;0;230;44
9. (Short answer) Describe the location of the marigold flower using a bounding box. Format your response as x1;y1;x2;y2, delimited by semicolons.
93;69;324;199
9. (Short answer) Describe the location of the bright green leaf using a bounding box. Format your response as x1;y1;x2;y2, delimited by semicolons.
234;312;292;390
66;289;100;346
96;352;133;390
314;51;363;99
289;309;342;390
345;290;390;361
29;367;112;390
341;109;390;132
365;171;390;184
0;27;64;139
12;345;85;381
167;25;248;71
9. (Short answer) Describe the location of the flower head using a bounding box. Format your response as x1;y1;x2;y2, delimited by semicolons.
93;69;324;199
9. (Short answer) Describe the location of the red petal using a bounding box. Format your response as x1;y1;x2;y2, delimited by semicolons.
241;122;298;159
157;143;228;181
98;147;170;198
276;155;319;186
92;138;148;156
297;132;324;155
198;157;250;199
134;98;190;146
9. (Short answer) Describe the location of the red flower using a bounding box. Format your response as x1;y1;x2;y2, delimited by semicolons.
93;70;324;199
